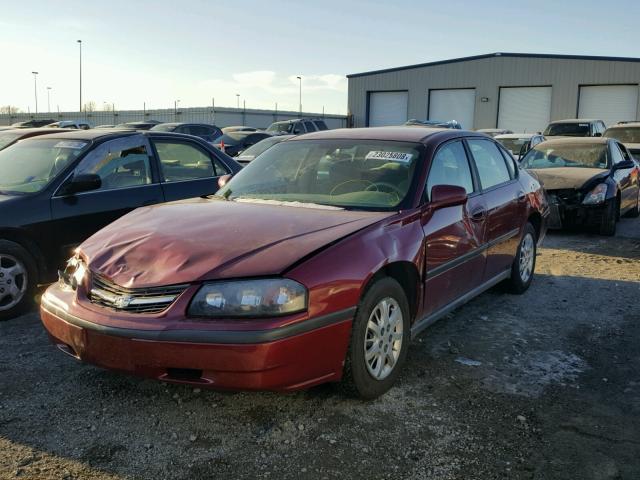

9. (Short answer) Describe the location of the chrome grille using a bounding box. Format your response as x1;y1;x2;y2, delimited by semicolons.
89;273;188;314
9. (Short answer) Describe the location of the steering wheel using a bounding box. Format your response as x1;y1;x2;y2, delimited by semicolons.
365;181;404;196
329;179;373;196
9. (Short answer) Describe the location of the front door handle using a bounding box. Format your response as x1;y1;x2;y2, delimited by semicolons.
470;208;486;222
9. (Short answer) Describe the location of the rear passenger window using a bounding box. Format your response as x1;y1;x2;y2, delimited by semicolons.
426;141;474;199
303;121;316;132
467;139;512;189
314;121;328;131
154;141;215;182
292;123;305;134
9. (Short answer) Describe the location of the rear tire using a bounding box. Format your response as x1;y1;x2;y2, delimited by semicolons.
599;200;618;236
340;277;410;399
0;240;37;321
504;223;537;295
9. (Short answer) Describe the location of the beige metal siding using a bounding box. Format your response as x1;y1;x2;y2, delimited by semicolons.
348;56;640;129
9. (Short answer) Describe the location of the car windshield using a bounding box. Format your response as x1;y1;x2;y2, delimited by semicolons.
150;124;176;132
0;138;89;194
266;123;290;133
0;132;23;150
544;123;591;137
496;137;529;154
521;144;609;170
237;137;286;158
604;127;640;144
218;140;421;210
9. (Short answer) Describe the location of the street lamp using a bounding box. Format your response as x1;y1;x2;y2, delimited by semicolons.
235;94;240;109
31;72;39;115
46;87;52;113
77;40;82;113
296;76;302;117
174;99;180;117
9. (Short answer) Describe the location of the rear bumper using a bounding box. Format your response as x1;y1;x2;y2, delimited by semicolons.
40;293;354;392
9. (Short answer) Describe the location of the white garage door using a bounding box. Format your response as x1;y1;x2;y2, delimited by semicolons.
429;89;476;130
578;85;639;127
498;86;552;133
368;91;408;127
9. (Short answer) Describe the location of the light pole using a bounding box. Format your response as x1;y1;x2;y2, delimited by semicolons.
31;71;39;115
174;99;180;118
296;76;302;117
235;94;240;109
77;40;82;113
46;87;52;113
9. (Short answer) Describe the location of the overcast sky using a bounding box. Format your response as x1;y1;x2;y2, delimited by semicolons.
1;0;638;115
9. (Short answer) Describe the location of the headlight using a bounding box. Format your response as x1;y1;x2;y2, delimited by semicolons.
58;256;87;291
582;183;608;205
188;279;307;318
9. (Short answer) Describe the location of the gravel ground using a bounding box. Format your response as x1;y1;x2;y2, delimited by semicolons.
1;218;639;480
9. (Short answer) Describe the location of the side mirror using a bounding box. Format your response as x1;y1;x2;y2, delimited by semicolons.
218;174;233;189
613;159;635;170
430;185;468;209
63;173;102;195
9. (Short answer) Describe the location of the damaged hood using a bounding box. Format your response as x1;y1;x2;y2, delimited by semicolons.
529;167;608;191
79;197;394;288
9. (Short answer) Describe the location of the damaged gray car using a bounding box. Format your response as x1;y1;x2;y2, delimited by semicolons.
521;137;640;235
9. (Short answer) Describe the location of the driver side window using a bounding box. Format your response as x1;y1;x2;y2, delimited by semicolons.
426;141;474;200
73;137;153;192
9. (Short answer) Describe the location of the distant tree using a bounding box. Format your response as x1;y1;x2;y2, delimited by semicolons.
0;105;21;114
83;101;96;113
102;103;114;112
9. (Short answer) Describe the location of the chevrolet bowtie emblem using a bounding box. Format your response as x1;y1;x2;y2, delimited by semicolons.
114;295;133;309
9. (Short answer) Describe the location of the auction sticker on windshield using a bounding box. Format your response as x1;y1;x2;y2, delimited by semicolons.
365;151;413;163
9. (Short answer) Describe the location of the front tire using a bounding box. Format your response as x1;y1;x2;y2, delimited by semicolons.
505;223;537;294
599;199;618;236
341;277;410;399
0;240;37;321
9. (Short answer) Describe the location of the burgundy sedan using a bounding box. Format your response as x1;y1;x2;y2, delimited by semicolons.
40;127;548;399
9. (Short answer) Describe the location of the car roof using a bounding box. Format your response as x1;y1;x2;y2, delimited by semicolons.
538;137;610;147
477;128;508;132
290;126;473;143
495;133;537;139
548;118;601;124
25;129;139;141
606;122;640;129
0;127;75;137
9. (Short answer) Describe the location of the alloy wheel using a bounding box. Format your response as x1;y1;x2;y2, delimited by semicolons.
364;297;404;380
519;233;535;283
0;254;28;311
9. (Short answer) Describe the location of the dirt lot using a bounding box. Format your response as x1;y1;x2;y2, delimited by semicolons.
1;219;639;480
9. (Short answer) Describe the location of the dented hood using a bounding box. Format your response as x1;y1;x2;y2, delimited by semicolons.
529;167;608;191
79;197;393;288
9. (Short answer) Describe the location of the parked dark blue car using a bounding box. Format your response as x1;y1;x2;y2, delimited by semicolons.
0;129;241;319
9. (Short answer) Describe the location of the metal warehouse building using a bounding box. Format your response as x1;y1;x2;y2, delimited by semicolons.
347;52;640;132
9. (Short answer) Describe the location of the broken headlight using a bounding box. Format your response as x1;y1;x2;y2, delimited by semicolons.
188;279;307;318
582;183;608;205
58;256;87;291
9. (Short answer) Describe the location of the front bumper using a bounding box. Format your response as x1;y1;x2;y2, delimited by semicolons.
546;192;610;230
40;285;354;392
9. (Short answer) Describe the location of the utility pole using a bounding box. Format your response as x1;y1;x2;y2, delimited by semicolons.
32;71;39;115
212;97;215;124
235;94;240;109
77;40;82;113
47;87;52;113
296;76;302;117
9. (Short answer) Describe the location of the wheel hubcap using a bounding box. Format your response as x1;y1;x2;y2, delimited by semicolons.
0;254;28;311
519;233;535;283
364;297;403;380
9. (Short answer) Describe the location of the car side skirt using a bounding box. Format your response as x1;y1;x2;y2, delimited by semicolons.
410;269;511;339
